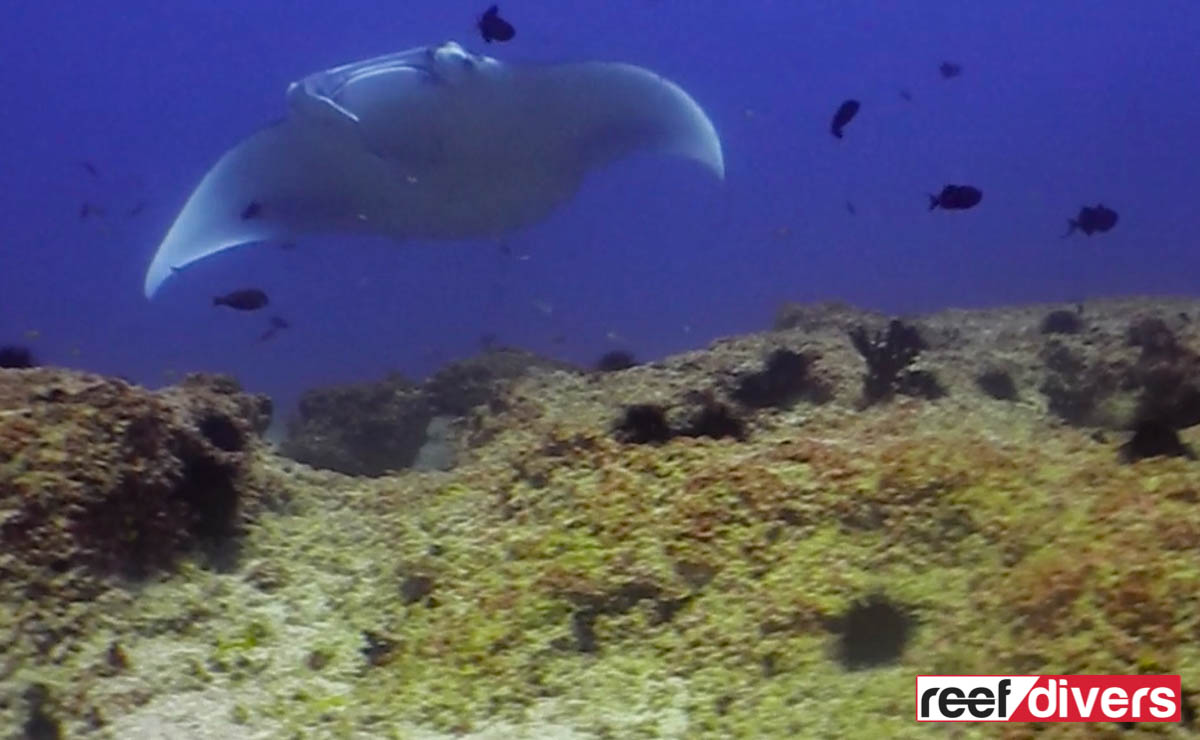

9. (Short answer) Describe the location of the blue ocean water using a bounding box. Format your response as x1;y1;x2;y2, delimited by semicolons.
3;0;1199;421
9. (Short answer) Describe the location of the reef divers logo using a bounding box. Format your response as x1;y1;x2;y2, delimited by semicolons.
916;675;1181;722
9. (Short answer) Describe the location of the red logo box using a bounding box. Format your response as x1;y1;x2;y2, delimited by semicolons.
916;675;1182;722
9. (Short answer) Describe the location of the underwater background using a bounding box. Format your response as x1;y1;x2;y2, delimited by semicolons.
8;2;1200;738
4;1;1200;423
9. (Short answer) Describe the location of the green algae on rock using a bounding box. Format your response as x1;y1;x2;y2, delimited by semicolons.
0;370;269;584
282;348;581;476
6;298;1200;738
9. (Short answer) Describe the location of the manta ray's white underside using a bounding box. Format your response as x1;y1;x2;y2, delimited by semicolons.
144;41;724;298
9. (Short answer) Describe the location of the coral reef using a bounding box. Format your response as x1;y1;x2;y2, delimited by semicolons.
1040;308;1085;335
424;347;580;417
595;350;639;372
849;319;945;404
773;300;885;333
282;348;579;475
412;415;458;471
0;369;269;584
0;369;269;731
281;372;434;475
1037;310;1200;433
6;297;1200;738
0;345;36;369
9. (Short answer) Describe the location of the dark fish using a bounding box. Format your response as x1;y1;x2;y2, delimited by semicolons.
550;333;567;345
830;99;860;139
498;243;512;257
214;289;269;311
241;201;262;220
479;332;498;350
80;161;99;177
1063;204;1119;237
79;202;104;219
899;89;913;102
478;5;515;43
928;184;982;211
279;241;297;251
845;201;857;215
939;61;962;79
258;316;290;341
126;201;147;218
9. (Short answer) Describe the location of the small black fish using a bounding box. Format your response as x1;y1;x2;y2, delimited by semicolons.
1063;204;1119;237
899;89;913;102
498;243;513;257
478;5;515;43
80;161;99;177
258;316;290;341
830;99;860;139
126;201;146;218
929;184;982;211
845;201;857;215
939;61;962;79
214;289;269;311
241;201;262;220
279;241;297;251
79;202;105;219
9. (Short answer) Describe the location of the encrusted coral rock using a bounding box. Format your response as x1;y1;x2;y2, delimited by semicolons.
13;298;1200;738
1039;308;1084;335
0;369;266;591
773;300;884;333
1127;316;1180;357
1038;313;1200;430
283;349;578;475
593;350;638;372
424;348;579;416
0;345;37;369
282;373;434;476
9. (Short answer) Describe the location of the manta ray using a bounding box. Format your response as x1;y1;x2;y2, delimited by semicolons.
143;41;725;298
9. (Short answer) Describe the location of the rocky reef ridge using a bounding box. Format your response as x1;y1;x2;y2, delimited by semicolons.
3;298;1200;738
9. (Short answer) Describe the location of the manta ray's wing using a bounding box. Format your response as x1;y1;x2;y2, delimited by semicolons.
512;60;724;179
142;119;392;297
144;42;723;298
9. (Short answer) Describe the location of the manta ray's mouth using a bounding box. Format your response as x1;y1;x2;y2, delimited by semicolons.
296;42;490;110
